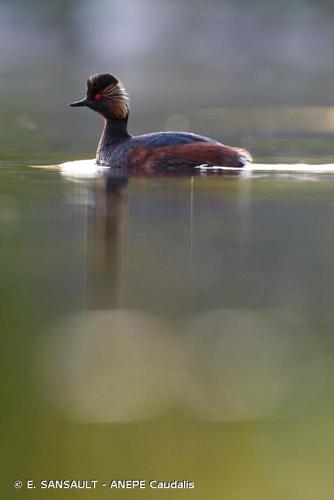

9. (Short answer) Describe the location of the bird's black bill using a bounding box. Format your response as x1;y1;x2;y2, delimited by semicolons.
69;98;88;107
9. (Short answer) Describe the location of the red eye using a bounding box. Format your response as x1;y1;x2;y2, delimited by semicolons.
94;93;103;100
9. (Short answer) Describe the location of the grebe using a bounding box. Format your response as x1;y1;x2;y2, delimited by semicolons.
70;73;252;171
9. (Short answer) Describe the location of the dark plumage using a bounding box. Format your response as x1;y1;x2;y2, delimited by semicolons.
70;73;252;171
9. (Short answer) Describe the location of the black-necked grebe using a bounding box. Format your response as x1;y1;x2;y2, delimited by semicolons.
70;73;252;170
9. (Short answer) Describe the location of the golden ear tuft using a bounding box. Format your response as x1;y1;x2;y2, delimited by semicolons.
103;82;130;119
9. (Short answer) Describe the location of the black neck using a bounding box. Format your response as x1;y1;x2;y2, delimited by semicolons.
96;117;132;166
99;117;131;145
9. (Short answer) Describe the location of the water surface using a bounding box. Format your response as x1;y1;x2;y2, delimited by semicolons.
2;159;334;499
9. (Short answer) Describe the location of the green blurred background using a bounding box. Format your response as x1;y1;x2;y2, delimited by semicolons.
3;0;334;161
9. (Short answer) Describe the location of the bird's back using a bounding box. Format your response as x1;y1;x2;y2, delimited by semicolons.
132;131;220;147
104;131;251;170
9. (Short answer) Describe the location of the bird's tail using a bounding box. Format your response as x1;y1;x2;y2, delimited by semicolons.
237;148;253;167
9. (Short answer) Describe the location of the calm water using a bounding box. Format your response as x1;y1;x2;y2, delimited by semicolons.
2;160;334;499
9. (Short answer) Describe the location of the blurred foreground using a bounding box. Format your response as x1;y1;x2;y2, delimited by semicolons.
2;162;334;499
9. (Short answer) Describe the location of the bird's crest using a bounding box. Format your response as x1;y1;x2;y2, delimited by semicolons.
87;73;130;119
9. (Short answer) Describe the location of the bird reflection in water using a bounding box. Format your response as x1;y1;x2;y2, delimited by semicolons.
86;169;129;309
